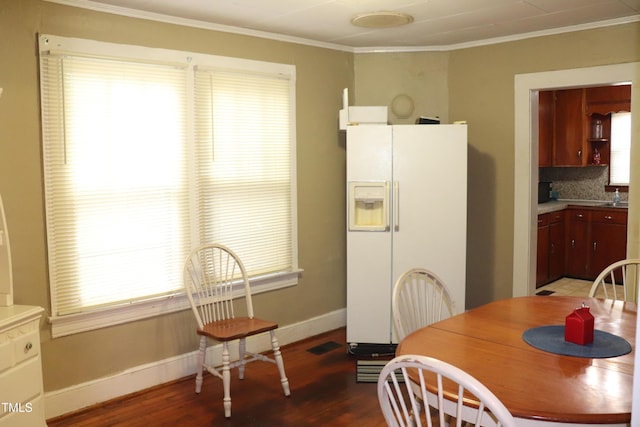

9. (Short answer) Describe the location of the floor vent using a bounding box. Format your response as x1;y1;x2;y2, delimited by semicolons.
307;340;342;355
356;360;387;383
356;360;402;383
536;290;555;296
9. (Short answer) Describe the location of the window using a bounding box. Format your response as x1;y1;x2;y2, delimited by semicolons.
609;112;631;186
39;35;298;337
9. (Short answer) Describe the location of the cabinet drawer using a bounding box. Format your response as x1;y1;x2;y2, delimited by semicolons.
547;211;564;224
0;394;45;427
567;209;589;221
0;340;13;373
13;331;39;365
591;210;627;225
537;214;549;227
0;357;42;406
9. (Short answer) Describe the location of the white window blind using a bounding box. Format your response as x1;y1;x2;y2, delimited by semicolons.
194;69;294;275
40;53;191;316
610;112;631;186
39;35;298;335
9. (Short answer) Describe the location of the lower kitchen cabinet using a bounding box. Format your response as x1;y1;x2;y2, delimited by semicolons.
536;214;549;287
589;209;628;277
565;208;589;278
537;206;628;285
564;206;628;281
536;211;565;287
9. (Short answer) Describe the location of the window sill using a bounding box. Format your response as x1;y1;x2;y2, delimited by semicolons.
48;269;302;338
605;185;629;192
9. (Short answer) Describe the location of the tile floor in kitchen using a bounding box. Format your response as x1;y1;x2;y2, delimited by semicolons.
536;277;594;297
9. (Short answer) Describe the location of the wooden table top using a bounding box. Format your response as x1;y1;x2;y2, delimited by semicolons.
396;296;636;425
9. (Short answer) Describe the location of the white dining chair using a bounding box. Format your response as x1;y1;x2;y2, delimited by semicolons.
377;355;517;427
589;259;640;301
392;268;456;341
183;243;290;417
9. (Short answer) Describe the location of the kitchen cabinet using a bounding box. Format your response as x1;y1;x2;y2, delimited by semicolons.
536;211;565;287
538;90;554;167
586;84;631;116
564;206;628;281
536;214;549;287
538;84;631;168
585;84;631;167
553;89;586;166
548;212;565;282
589;209;628;277
565;208;590;278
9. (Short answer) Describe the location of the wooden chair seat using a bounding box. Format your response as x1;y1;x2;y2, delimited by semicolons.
198;317;278;341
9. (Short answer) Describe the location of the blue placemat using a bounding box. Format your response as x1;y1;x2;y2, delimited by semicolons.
522;325;632;358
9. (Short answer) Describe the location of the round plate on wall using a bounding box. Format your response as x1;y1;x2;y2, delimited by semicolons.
391;94;414;119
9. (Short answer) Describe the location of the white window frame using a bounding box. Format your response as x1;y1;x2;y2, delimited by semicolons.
609;111;631;186
39;35;300;338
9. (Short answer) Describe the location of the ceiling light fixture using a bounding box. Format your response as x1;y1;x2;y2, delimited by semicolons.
350;11;414;29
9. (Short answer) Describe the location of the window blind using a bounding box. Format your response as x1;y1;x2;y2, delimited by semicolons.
610;112;631;186
40;53;191;316
194;69;294;275
39;35;298;333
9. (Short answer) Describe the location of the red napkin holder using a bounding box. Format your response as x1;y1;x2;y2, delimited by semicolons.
565;306;594;345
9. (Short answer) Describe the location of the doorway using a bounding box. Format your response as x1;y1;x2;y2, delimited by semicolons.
512;62;639;299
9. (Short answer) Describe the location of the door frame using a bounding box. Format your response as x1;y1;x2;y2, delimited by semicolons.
513;62;639;298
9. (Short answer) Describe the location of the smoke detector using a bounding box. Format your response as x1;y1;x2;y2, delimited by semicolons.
351;11;414;28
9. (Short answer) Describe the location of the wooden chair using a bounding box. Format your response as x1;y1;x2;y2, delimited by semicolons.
588;259;640;301
183;243;290;417
378;355;517;427
392;268;456;341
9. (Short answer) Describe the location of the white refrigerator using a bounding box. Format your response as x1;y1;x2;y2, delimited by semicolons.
346;124;467;349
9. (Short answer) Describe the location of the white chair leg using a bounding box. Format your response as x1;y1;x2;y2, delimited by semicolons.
270;331;290;396
222;342;232;418
195;336;206;394
238;337;246;380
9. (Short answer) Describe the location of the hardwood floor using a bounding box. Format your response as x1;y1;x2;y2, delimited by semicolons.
46;328;388;427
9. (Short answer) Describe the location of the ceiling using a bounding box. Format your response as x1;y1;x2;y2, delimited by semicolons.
56;0;640;50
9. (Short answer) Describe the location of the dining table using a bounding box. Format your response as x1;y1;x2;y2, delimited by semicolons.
396;295;636;427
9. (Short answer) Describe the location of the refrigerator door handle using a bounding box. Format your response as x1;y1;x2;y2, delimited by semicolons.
393;181;399;231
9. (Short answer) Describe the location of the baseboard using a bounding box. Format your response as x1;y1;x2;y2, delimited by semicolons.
44;308;346;420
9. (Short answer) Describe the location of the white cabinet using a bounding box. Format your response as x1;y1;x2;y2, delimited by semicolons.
0;305;46;426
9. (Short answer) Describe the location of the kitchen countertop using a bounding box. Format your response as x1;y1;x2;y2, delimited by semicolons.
537;199;626;214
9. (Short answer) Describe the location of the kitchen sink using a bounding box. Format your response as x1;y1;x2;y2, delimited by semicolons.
600;202;629;208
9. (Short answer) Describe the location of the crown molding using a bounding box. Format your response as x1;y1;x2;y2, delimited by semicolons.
44;0;355;52
45;1;640;54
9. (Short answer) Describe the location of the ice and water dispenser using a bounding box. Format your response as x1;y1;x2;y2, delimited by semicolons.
348;182;389;231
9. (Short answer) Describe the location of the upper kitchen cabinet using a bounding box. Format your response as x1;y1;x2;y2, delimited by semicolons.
585;84;631;116
538;91;554;167
538;84;631;168
538;88;587;166
554;88;587;166
585;85;631;164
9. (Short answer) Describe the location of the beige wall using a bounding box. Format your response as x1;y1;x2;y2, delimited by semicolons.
0;0;353;392
450;25;640;307
2;0;639;399
354;23;640;309
354;51;450;124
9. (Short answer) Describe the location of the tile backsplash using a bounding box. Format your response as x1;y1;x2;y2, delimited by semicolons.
539;166;628;202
